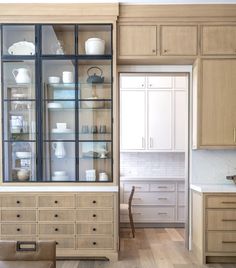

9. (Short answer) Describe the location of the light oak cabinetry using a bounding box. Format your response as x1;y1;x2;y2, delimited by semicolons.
201;25;236;55
0;192;118;260
119;25;157;56
161;25;198;56
192;190;236;264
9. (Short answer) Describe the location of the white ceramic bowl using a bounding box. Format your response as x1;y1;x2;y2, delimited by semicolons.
47;102;63;109
48;76;60;84
85;38;105;55
83;97;104;109
16;152;31;158
54;171;66;176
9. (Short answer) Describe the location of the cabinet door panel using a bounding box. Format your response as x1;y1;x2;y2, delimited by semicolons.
119;25;157;56
120;75;146;89
120;90;146;150
201;59;236;146
161;25;197;56
202;25;236;55
148;91;172;150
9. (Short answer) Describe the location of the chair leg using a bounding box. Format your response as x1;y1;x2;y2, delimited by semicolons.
129;210;135;238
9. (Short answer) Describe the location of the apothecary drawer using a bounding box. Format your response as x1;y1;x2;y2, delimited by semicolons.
38;210;75;222
77;223;113;235
1;224;36;235
1;210;36;222
77;209;113;222
206;195;236;208
207;231;236;252
1;196;36;208
77;237;113;249
39;237;75;249
39;224;75;235
124;183;149;192
207;209;236;230
38;195;75;208
150;183;175;192
77;195;113;208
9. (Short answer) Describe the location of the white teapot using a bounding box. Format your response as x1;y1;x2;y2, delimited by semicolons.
12;68;31;84
52;141;66;159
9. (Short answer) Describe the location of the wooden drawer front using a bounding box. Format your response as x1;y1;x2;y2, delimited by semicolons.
39;237;75;249
177;206;185;222
1;196;36;208
126;206;175;222
125;192;175;205
1;210;36;222
77;223;113;235
39;224;74;235
178;192;185;206
38;210;75;222
77;237;113;249
1;236;36;241
206;195;236;208
150;183;175;192
1;224;36;236
207;210;236;231
77;209;113;222
77;195;113;208
38;195;75;208
202;25;236;55
207;231;236;252
124;183;149;192
178;183;185;192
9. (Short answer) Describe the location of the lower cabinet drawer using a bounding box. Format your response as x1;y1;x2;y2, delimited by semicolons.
124;183;149;192
125;192;175;205
207;209;236;230
1;196;36;208
39;224;75;235
206;195;236;208
77;209;113;222
1;210;36;222
39;237;75;249
77;223;113;235
150;183;175;192
207;231;236;252
38;210;75;222
1;224;36;235
77;195;113;208
38;195;75;208
77;237;113;249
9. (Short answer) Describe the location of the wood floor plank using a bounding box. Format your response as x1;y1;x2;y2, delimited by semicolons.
165;228;185;242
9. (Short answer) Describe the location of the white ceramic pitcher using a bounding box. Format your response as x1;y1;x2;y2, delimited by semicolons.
12;68;31;84
52;141;66;159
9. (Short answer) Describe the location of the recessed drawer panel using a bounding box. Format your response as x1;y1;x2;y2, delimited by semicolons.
207;231;236;252
39;224;74;235
38;210;75;222
124;183;149;192
206;195;236;208
1;224;36;235
77;237;113;249
150;183;175;192
1;210;36;222
77;195;113;208
77;223;113;235
39;237;75;249
38;195;75;208
178;192;185;206
207;210;236;231
77;209;113;222
124;192;175;205
1;196;36;208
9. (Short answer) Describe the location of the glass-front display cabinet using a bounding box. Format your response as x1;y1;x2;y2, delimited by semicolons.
1;24;113;183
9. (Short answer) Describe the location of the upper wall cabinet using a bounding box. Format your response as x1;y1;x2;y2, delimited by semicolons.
119;25;157;56
161;25;198;56
201;25;236;55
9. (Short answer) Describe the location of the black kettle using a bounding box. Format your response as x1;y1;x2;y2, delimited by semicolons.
86;66;104;84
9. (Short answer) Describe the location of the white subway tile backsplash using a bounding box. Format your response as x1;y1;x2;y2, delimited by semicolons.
120;152;185;177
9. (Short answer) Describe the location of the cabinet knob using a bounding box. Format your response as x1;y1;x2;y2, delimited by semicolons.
56;242;59;245
54;214;58;218
93;214;96;218
17;228;21;232
55;228;58;232
16;214;21;218
164;49;168;53
93;228;97;231
54;200;58;204
92;200;96;204
16;200;20;204
93;242;97;245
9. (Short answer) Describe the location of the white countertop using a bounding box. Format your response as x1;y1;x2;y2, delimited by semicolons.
120;176;185;181
0;186;119;192
190;183;236;193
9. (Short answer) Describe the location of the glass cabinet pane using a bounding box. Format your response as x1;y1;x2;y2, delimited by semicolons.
4;141;36;182
79;142;112;182
78;25;112;55
42;25;75;55
2;25;35;56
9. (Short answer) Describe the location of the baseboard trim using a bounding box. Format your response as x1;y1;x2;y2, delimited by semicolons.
120;222;185;228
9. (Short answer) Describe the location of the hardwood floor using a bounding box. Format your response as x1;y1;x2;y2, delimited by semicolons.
57;228;236;268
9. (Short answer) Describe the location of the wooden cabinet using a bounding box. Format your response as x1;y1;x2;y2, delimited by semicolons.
161;25;198;56
119;25;157;56
120;74;187;152
202;25;236;55
192;191;236;264
198;59;236;147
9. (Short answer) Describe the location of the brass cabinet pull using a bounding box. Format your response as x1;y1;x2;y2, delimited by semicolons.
222;201;236;204
222;241;236;243
222;219;236;222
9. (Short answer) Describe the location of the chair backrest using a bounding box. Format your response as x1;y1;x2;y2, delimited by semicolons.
128;186;135;208
0;240;56;267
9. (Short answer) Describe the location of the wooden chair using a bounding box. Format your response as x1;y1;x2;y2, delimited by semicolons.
120;186;135;238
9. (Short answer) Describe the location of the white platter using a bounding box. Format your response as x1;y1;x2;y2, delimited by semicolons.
47;103;63;109
52;128;73;134
52;176;69;181
8;41;35;55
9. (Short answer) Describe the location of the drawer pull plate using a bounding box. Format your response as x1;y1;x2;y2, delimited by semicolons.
17;241;36;252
